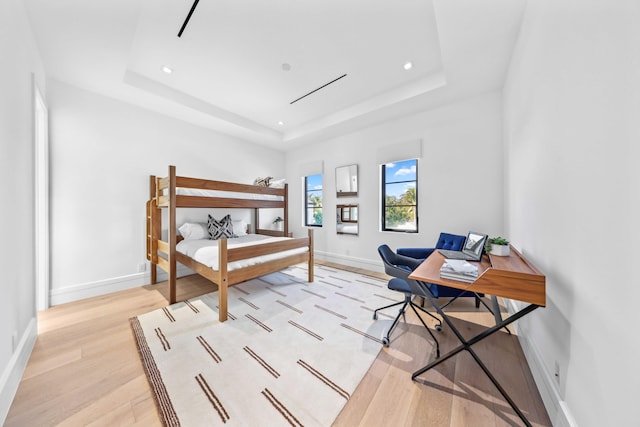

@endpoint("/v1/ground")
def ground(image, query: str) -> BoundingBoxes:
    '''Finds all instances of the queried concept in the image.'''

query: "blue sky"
[385,159,416,198]
[306,174,323,191]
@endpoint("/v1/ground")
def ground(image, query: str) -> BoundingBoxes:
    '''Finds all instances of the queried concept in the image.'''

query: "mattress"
[176,234,307,271]
[173,187,283,201]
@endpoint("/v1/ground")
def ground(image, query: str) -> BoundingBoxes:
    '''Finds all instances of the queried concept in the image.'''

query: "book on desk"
[440,259,479,283]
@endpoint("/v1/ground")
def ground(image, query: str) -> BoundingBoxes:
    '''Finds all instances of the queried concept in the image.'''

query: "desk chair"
[374,245,440,357]
[397,232,483,309]
[399,232,507,333]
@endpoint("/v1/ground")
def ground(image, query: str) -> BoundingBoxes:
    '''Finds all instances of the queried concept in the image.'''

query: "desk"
[409,246,545,427]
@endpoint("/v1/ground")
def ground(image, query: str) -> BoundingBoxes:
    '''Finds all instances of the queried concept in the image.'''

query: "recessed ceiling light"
[403,61,413,71]
[277,121,284,126]
[162,65,173,74]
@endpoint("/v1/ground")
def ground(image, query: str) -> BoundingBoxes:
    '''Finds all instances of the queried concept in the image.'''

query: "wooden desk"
[409,245,545,427]
[410,246,545,306]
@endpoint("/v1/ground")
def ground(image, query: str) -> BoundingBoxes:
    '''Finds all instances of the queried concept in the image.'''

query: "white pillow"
[232,220,248,236]
[269,178,286,188]
[178,222,208,240]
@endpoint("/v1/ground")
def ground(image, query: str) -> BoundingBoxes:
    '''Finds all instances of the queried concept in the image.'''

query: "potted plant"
[486,236,510,256]
[273,216,284,231]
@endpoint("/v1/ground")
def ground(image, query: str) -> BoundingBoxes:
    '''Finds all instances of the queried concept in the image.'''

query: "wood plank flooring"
[6,263,551,426]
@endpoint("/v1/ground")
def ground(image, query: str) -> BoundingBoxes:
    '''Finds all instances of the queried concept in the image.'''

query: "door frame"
[34,78,49,311]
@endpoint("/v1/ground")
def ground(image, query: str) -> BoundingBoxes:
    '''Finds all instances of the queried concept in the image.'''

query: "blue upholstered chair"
[374,245,441,356]
[397,232,483,308]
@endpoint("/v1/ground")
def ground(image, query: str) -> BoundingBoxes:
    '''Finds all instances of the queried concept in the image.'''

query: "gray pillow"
[207,214,235,240]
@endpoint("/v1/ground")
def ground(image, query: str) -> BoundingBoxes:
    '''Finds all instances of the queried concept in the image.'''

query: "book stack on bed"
[440,259,479,283]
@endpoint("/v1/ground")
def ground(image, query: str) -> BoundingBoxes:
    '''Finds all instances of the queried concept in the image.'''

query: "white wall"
[0,0,45,422]
[503,1,640,425]
[48,80,285,303]
[285,92,504,271]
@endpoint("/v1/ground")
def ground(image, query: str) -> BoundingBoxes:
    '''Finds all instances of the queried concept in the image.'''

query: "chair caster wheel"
[435,324,443,332]
[382,337,390,347]
[373,312,378,320]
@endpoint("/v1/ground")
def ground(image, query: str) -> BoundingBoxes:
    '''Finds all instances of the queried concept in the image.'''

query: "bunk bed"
[146,165,314,322]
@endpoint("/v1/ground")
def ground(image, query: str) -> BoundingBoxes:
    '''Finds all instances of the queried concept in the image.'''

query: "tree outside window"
[382,159,417,232]
[305,174,323,226]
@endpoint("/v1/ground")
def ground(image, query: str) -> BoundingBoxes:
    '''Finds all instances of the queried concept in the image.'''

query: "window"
[305,174,323,226]
[381,159,417,232]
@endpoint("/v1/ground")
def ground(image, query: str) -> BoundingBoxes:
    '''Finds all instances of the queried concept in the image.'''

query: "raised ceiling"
[23,0,526,150]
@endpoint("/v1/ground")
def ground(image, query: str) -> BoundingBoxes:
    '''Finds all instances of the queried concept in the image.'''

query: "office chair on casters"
[374,245,440,357]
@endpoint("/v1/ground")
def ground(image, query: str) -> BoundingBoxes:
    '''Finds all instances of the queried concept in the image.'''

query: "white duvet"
[176,234,307,271]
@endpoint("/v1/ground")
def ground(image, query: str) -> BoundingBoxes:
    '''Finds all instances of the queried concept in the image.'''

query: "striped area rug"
[130,264,400,426]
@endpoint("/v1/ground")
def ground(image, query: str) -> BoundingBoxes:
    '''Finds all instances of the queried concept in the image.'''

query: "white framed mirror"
[336,164,358,197]
[336,204,358,235]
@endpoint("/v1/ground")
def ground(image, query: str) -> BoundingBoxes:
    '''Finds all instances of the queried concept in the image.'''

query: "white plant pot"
[490,244,510,256]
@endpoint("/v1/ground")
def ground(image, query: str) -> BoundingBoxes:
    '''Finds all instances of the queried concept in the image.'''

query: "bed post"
[168,165,177,304]
[283,183,289,237]
[218,238,229,322]
[308,228,314,282]
[254,209,259,234]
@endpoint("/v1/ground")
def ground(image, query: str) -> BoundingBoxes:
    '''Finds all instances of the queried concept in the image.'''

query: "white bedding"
[173,187,283,201]
[176,234,307,271]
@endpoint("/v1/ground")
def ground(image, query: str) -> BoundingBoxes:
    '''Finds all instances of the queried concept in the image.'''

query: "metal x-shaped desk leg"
[413,291,539,427]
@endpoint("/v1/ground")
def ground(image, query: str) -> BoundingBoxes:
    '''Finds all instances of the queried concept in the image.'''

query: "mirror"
[336,204,358,235]
[336,164,358,197]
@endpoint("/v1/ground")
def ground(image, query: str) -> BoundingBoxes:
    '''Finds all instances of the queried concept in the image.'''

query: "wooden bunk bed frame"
[146,165,314,322]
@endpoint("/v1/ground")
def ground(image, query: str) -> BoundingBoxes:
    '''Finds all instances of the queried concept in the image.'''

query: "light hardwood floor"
[6,263,551,426]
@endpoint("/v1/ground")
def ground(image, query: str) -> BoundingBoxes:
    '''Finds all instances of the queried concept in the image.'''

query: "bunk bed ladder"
[147,175,160,285]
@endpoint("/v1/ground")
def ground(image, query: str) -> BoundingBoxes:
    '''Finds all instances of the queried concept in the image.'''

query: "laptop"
[438,231,488,261]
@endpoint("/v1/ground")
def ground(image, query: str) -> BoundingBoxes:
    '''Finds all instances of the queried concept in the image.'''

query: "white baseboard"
[315,250,384,274]
[505,300,577,427]
[50,265,194,306]
[50,272,149,306]
[0,317,37,425]
[50,252,380,307]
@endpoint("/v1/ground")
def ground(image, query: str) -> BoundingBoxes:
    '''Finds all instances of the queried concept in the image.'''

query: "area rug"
[130,264,400,427]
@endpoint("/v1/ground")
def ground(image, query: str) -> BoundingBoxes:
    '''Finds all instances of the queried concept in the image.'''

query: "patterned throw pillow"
[253,176,273,187]
[207,214,235,240]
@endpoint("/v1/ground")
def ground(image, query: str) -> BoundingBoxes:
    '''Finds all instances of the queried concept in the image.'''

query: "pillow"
[207,214,235,240]
[269,178,286,188]
[253,176,273,187]
[178,222,208,240]
[232,219,248,237]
